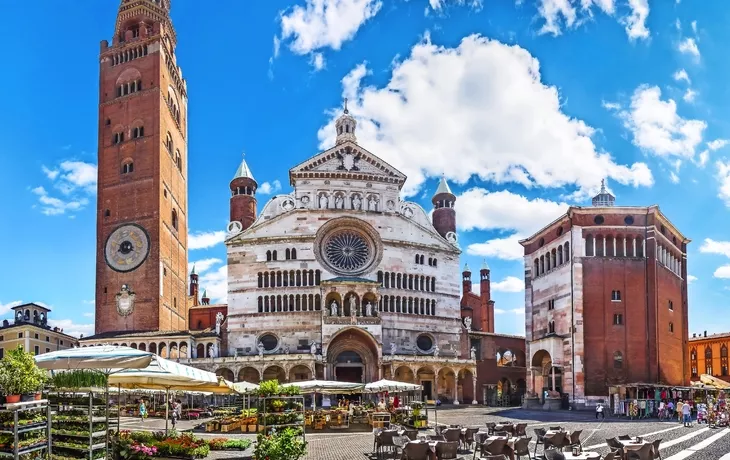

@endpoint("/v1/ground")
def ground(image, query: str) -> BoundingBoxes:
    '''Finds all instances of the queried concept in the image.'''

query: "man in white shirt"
[595,403,605,419]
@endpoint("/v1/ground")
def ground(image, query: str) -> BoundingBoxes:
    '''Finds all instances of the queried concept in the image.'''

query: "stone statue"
[330,300,338,317]
[335,195,344,209]
[352,195,362,210]
[348,295,356,316]
[212,343,218,358]
[390,342,397,356]
[434,346,440,357]
[463,316,472,332]
[310,342,317,355]
[283,344,290,354]
[365,302,373,317]
[215,312,224,335]
[319,194,328,209]
[368,196,377,211]
[470,346,477,360]
[257,341,264,357]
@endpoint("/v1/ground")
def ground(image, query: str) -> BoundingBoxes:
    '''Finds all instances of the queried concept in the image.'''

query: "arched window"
[266,250,271,262]
[548,321,555,334]
[291,248,297,260]
[613,351,623,368]
[415,254,420,264]
[669,322,674,333]
[722,345,728,358]
[175,150,182,172]
[257,273,262,288]
[285,248,291,260]
[706,346,713,359]
[132,126,144,138]
[171,209,178,230]
[121,161,134,174]
[166,132,173,152]
[113,131,125,144]
[272,250,278,261]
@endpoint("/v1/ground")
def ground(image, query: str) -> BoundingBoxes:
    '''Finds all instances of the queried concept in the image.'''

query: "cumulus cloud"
[687,275,697,283]
[683,88,698,103]
[189,258,223,275]
[429,0,482,9]
[700,238,730,258]
[716,161,730,207]
[714,266,730,279]
[491,276,524,293]
[279,0,382,58]
[199,265,228,305]
[0,300,22,317]
[258,180,282,195]
[669,171,680,184]
[673,69,690,84]
[31,186,89,216]
[618,85,706,161]
[310,52,326,71]
[678,37,700,58]
[188,231,227,250]
[531,0,647,40]
[708,139,729,151]
[458,188,570,261]
[318,35,653,197]
[48,318,94,338]
[32,160,97,216]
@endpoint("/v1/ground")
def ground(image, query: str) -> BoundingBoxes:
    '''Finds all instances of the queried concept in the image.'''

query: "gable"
[289,141,406,186]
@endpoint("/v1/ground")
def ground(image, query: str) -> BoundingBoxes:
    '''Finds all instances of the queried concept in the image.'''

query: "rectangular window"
[45,348,50,353]
[611,290,621,301]
[18,332,23,339]
[34,333,39,339]
[34,345,39,355]
[46,336,49,342]
[0,349,3,359]
[0,335,3,341]
[613,314,623,325]
[691,367,698,378]
[60,340,64,346]
[707,365,713,375]
[723,366,728,377]
[669,300,674,311]
[547,299,556,310]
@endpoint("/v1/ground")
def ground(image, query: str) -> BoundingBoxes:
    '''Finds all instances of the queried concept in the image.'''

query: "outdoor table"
[563,452,601,460]
[619,439,651,458]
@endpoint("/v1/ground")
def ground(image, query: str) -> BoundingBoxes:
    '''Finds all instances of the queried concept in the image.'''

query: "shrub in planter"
[257,379,280,398]
[0,346,48,401]
[254,428,306,460]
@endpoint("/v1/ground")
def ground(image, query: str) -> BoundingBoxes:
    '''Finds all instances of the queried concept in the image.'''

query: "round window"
[594,215,605,225]
[314,217,383,276]
[259,334,278,351]
[325,231,370,272]
[416,335,434,352]
[624,216,634,225]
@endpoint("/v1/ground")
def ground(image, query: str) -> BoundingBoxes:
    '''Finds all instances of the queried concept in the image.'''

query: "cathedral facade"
[220,110,478,402]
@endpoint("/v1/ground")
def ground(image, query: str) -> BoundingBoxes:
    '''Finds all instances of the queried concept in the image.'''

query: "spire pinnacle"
[481,259,489,271]
[233,154,255,181]
[463,263,471,273]
[335,100,357,145]
[592,178,615,207]
[191,264,196,275]
[344,97,349,114]
[202,289,208,298]
[434,174,453,196]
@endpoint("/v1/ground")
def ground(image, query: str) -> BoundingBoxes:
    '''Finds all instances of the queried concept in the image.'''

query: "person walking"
[682,400,692,427]
[596,403,605,419]
[676,400,684,423]
[138,399,147,423]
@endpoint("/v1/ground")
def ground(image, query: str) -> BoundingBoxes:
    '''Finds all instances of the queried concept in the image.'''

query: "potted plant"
[0,346,47,403]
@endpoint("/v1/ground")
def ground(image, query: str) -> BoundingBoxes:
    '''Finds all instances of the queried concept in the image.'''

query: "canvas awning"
[34,345,153,372]
[293,380,365,394]
[364,379,422,393]
[232,381,259,394]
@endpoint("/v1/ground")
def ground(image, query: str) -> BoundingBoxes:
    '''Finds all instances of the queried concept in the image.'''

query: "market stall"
[364,379,425,428]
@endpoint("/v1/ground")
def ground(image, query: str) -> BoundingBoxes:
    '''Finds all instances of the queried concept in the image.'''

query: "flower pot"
[6,395,21,403]
[34,393,42,400]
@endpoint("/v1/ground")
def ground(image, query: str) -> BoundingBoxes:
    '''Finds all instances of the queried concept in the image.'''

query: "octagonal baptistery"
[224,110,465,385]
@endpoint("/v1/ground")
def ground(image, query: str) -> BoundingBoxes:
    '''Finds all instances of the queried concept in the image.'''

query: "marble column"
[472,375,478,404]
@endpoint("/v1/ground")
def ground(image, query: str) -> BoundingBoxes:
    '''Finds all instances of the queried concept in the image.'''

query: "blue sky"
[2,0,730,338]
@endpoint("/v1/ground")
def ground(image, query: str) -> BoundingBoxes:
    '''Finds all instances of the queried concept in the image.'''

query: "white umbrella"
[364,379,422,393]
[232,381,259,394]
[294,379,365,394]
[34,345,153,371]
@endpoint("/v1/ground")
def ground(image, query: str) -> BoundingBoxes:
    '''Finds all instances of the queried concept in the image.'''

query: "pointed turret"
[335,98,357,145]
[462,263,472,294]
[592,179,615,207]
[201,289,210,306]
[432,175,457,239]
[230,154,258,231]
[189,264,199,306]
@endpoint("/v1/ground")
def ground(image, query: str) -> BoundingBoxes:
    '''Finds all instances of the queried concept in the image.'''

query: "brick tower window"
[669,322,674,333]
[171,209,178,230]
[121,161,134,174]
[611,290,621,301]
[668,300,673,311]
[166,132,173,152]
[613,314,623,325]
[132,126,144,138]
[613,351,623,368]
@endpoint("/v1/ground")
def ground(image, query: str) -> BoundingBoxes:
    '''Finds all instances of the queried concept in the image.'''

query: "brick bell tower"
[432,175,456,239]
[95,0,189,334]
[229,156,257,231]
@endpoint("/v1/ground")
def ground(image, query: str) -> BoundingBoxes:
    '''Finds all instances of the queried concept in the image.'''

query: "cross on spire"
[343,97,349,114]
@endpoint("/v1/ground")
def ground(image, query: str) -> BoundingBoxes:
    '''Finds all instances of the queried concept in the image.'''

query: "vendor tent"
[294,380,365,394]
[232,381,259,394]
[108,355,232,393]
[34,345,153,371]
[364,379,422,393]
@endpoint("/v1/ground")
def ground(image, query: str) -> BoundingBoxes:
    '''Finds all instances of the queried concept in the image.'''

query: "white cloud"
[258,180,282,195]
[273,36,281,59]
[700,238,730,258]
[708,139,729,151]
[602,100,621,110]
[698,150,709,168]
[199,265,228,305]
[669,171,680,184]
[189,258,223,275]
[82,312,95,318]
[678,37,700,58]
[279,0,382,55]
[619,85,706,160]
[675,18,681,32]
[31,186,89,216]
[494,308,524,315]
[491,276,524,293]
[318,35,653,198]
[42,166,59,180]
[716,161,730,207]
[714,265,730,279]
[311,52,326,71]
[467,235,525,260]
[188,231,227,250]
[673,69,690,84]
[683,88,698,103]
[623,0,649,40]
[687,275,697,283]
[48,318,94,339]
[0,301,22,317]
[691,20,697,34]
[429,0,483,9]
[536,0,577,36]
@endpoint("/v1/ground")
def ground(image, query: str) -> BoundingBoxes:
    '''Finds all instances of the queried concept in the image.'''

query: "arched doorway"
[437,368,456,403]
[394,366,415,383]
[216,368,234,382]
[326,328,379,382]
[263,365,286,383]
[531,349,561,398]
[289,365,312,382]
[417,366,435,400]
[459,369,475,404]
[238,367,260,383]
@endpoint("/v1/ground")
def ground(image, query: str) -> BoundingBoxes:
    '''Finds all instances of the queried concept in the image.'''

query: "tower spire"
[335,98,357,145]
[592,178,615,207]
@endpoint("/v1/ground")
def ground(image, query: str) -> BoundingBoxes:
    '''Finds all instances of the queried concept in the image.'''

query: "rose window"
[325,231,370,272]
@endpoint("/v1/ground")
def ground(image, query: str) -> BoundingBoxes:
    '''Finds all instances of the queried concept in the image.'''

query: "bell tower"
[95,0,189,334]
[432,175,456,239]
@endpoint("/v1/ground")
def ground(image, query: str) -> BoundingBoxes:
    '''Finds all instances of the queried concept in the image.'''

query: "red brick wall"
[432,208,455,238]
[189,306,228,331]
[95,9,188,334]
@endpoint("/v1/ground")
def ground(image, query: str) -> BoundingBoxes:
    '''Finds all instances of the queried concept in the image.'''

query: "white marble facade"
[223,112,470,386]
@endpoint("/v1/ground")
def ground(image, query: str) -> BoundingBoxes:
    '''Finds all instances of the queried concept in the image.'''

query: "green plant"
[254,428,306,460]
[257,379,280,397]
[280,384,301,396]
[51,370,107,390]
[207,438,252,451]
[0,346,48,395]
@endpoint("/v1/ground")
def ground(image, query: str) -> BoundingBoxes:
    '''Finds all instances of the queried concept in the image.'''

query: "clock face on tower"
[104,224,150,272]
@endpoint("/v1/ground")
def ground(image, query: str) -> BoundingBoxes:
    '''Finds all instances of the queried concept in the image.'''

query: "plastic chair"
[376,430,398,459]
[443,428,461,443]
[464,427,480,450]
[569,430,582,447]
[435,441,459,460]
[486,422,496,435]
[627,444,654,460]
[652,439,663,460]
[513,436,531,460]
[401,441,430,460]
[533,428,547,458]
[403,428,418,441]
[481,438,507,458]
[544,432,566,452]
[514,423,528,437]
